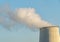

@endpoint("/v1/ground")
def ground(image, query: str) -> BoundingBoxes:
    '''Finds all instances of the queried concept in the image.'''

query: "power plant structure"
[40,26,60,42]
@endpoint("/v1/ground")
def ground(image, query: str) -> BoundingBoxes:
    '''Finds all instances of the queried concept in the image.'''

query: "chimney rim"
[40,26,59,29]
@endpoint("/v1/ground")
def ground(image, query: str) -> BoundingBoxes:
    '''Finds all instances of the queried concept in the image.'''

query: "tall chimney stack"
[40,26,60,42]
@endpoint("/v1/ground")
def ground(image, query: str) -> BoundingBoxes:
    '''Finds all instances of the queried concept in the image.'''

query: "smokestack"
[40,26,60,42]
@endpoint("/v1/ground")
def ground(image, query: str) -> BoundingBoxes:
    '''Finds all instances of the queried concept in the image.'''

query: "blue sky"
[0,0,60,42]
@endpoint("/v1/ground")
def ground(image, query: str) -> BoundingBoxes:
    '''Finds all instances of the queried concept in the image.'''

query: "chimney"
[40,26,60,42]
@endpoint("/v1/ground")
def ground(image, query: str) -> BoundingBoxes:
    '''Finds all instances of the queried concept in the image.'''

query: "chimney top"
[40,26,59,29]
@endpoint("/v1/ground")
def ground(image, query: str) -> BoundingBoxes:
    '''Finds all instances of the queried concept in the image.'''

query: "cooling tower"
[40,26,60,42]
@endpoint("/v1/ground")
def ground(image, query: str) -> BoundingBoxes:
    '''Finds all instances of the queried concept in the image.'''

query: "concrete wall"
[40,26,60,42]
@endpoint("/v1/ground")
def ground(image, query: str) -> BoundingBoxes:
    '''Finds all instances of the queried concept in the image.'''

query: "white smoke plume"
[0,7,53,29]
[9,8,52,29]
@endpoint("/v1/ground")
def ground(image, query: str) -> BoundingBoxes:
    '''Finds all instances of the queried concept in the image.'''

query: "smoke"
[0,7,53,29]
[9,8,52,29]
[0,6,16,30]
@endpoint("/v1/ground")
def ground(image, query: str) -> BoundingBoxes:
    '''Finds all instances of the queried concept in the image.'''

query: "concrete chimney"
[40,26,60,42]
